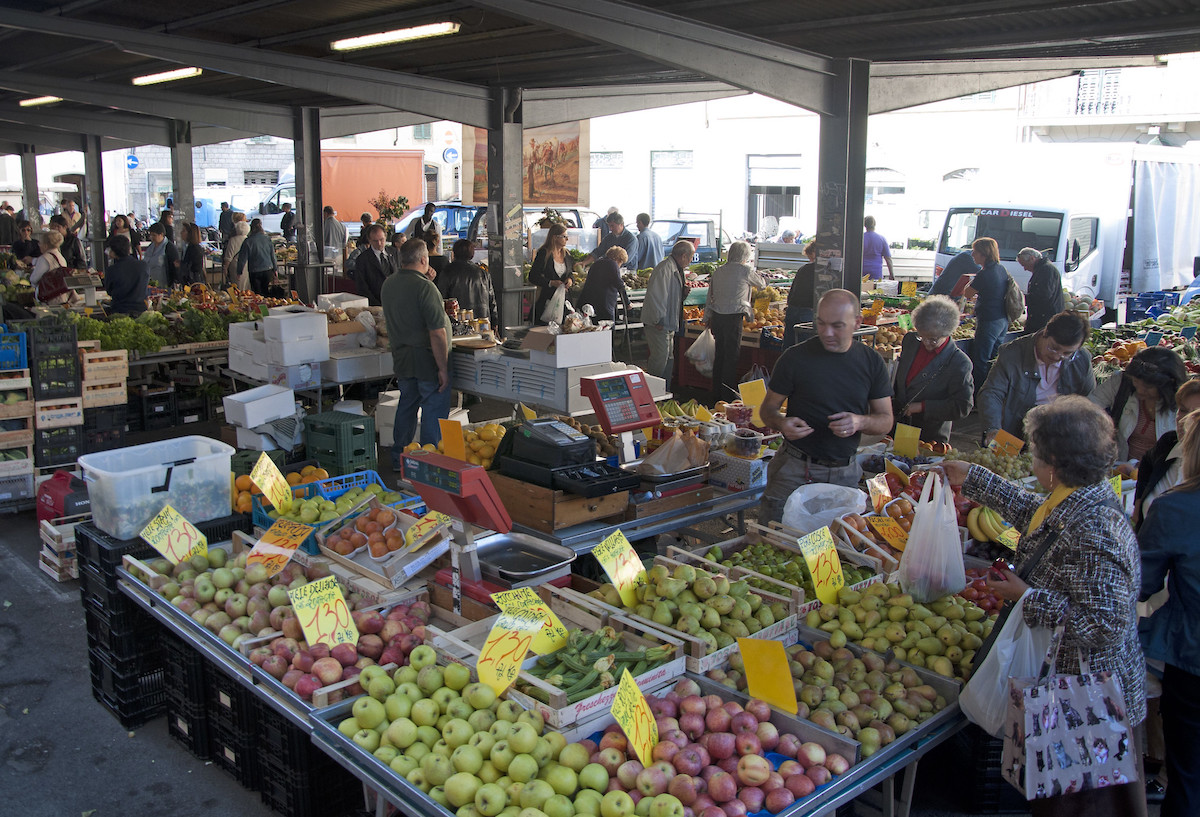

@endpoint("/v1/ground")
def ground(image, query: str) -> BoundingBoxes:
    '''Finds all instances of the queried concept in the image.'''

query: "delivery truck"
[256,149,425,237]
[933,143,1200,306]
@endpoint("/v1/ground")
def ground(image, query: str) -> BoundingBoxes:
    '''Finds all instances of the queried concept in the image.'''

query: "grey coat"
[892,333,974,443]
[977,333,1095,438]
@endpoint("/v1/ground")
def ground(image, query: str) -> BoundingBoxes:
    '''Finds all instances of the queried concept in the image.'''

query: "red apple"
[330,643,358,668]
[357,634,384,660]
[735,754,771,786]
[674,746,705,777]
[756,722,780,752]
[761,772,785,793]
[657,717,680,735]
[730,711,758,735]
[785,773,815,799]
[738,787,764,814]
[636,766,671,797]
[717,756,739,774]
[721,701,743,716]
[765,788,794,814]
[824,753,850,776]
[703,732,735,761]
[680,695,707,716]
[777,760,802,778]
[617,759,643,789]
[312,656,344,686]
[668,773,699,806]
[706,771,737,804]
[679,713,706,740]
[662,729,690,749]
[734,733,762,757]
[745,699,772,722]
[700,766,722,783]
[702,694,724,712]
[805,765,832,787]
[653,741,680,763]
[720,799,747,817]
[292,650,315,672]
[701,808,725,817]
[281,668,303,689]
[674,679,702,698]
[797,742,826,769]
[600,732,628,754]
[705,708,732,733]
[248,646,273,666]
[651,698,679,719]
[775,734,802,760]
[294,673,322,700]
[309,643,330,660]
[262,654,288,679]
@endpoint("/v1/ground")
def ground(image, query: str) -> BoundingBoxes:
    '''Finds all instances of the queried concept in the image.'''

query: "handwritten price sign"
[612,669,658,766]
[867,473,892,512]
[251,452,293,514]
[492,587,569,655]
[795,526,845,604]
[477,608,544,696]
[140,504,207,564]
[867,516,909,552]
[1109,475,1123,499]
[247,518,313,578]
[287,575,359,648]
[998,527,1020,551]
[901,281,918,296]
[989,430,1025,457]
[405,510,453,551]
[592,530,646,607]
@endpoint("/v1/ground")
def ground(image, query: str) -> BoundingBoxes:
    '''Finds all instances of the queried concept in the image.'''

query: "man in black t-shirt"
[759,289,894,524]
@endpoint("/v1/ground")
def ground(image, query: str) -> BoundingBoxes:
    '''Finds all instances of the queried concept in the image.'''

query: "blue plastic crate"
[0,326,27,370]
[316,469,427,514]
[250,482,323,554]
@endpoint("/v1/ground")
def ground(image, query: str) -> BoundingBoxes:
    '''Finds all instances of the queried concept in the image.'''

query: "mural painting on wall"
[463,122,590,206]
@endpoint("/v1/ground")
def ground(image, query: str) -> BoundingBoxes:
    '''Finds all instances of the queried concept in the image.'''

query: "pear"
[657,578,687,601]
[672,564,696,584]
[692,576,717,600]
[651,602,674,627]
[713,575,730,596]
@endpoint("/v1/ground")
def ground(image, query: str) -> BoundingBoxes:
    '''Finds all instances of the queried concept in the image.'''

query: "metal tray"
[475,531,577,581]
[639,463,709,486]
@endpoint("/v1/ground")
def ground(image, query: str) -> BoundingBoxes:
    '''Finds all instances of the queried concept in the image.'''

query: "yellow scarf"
[1027,484,1076,535]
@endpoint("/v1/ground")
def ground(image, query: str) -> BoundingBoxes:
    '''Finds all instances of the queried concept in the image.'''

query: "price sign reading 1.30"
[492,587,569,655]
[140,504,207,564]
[247,518,313,578]
[592,530,646,607]
[611,669,658,766]
[288,575,359,648]
[795,526,845,604]
[477,608,545,696]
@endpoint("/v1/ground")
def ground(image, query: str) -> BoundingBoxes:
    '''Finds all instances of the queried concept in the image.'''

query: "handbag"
[35,250,69,303]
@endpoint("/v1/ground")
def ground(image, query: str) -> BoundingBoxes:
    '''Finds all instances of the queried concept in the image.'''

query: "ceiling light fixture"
[131,67,203,86]
[331,21,460,52]
[19,96,62,107]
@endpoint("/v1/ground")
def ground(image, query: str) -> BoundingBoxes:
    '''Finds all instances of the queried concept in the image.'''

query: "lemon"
[469,439,487,452]
[479,444,495,458]
[422,443,437,452]
[478,426,498,442]
[404,442,420,452]
[480,458,492,469]
[468,454,482,466]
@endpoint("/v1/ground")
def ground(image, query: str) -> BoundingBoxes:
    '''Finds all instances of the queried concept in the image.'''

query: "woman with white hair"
[891,295,974,443]
[704,240,765,403]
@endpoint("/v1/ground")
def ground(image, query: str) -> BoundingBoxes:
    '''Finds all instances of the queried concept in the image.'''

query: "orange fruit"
[234,474,252,492]
[285,472,301,485]
[249,483,262,495]
[312,468,330,481]
[301,465,316,476]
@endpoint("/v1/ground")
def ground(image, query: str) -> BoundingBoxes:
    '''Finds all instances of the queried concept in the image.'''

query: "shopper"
[782,242,818,348]
[356,224,393,307]
[965,236,1013,388]
[408,202,437,240]
[642,240,694,387]
[759,289,893,524]
[941,396,1147,817]
[355,212,375,248]
[529,223,573,325]
[156,209,174,243]
[279,202,296,242]
[705,241,765,404]
[177,222,206,287]
[1133,379,1200,527]
[142,222,178,288]
[223,214,249,288]
[107,214,139,261]
[30,230,70,306]
[439,239,499,334]
[48,215,84,269]
[0,204,16,246]
[929,249,979,297]
[323,205,348,272]
[12,220,40,265]
[218,202,234,246]
[633,213,664,270]
[382,237,452,464]
[1089,346,1187,461]
[577,246,631,322]
[102,234,148,316]
[585,212,636,270]
[862,216,893,281]
[1018,247,1064,334]
[891,295,973,443]
[425,221,447,280]
[237,218,277,297]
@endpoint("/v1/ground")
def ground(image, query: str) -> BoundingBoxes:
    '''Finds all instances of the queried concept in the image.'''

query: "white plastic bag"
[897,473,966,602]
[781,483,867,534]
[637,431,708,476]
[960,593,1053,737]
[541,285,567,324]
[685,328,716,377]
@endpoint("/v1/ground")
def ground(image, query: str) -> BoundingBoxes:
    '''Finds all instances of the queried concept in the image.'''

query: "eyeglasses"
[1041,341,1079,363]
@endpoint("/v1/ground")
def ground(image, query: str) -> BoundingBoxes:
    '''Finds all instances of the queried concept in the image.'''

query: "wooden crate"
[0,445,32,477]
[82,381,127,409]
[626,485,714,520]
[489,472,628,533]
[39,545,77,581]
[80,348,129,383]
[0,415,33,448]
[39,512,89,555]
[35,397,84,429]
[0,369,34,420]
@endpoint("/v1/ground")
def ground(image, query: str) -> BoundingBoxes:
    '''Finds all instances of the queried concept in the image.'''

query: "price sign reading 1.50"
[287,575,359,648]
[796,526,845,604]
[477,608,544,696]
[592,530,646,608]
[611,669,658,766]
[140,504,207,564]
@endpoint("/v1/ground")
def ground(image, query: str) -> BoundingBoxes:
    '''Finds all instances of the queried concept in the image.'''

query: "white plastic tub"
[78,435,234,541]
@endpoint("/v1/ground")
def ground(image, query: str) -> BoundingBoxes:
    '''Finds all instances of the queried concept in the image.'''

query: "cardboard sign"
[251,452,293,514]
[1143,331,1163,348]
[140,504,207,564]
[405,510,453,551]
[492,587,569,655]
[247,518,313,578]
[989,429,1025,457]
[867,516,909,552]
[998,527,1020,551]
[593,530,646,608]
[477,607,544,696]
[901,281,918,296]
[795,526,845,604]
[1181,325,1196,339]
[440,419,467,461]
[868,299,884,315]
[519,403,538,420]
[737,638,798,714]
[894,424,921,459]
[1109,475,1123,498]
[885,458,910,487]
[738,379,767,428]
[288,575,359,648]
[611,668,659,766]
[867,473,892,513]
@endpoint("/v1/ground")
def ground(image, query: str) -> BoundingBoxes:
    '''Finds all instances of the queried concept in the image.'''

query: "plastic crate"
[251,482,322,554]
[177,393,207,425]
[0,473,33,502]
[166,697,210,760]
[83,424,125,454]
[139,387,177,431]
[161,631,208,706]
[0,328,27,370]
[78,558,135,609]
[17,320,81,400]
[34,424,84,467]
[88,647,166,729]
[84,603,162,664]
[204,663,257,736]
[316,470,427,514]
[303,411,375,474]
[74,513,253,576]
[83,404,128,432]
[232,448,284,477]
[255,698,363,817]
[124,395,144,434]
[208,721,260,790]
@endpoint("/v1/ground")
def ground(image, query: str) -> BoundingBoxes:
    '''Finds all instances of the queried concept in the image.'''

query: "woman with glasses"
[977,310,1095,443]
[891,295,974,443]
[12,220,40,266]
[1089,346,1187,462]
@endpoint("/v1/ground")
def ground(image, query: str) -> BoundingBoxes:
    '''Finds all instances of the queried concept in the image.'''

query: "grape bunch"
[947,447,1033,480]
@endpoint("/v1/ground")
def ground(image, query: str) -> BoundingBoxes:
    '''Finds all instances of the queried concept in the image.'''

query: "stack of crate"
[303,410,376,474]
[19,320,83,473]
[0,348,36,509]
[37,513,87,582]
[78,342,129,453]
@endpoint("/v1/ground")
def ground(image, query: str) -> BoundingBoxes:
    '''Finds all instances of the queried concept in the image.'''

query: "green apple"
[578,763,609,793]
[478,760,501,784]
[407,767,430,792]
[452,744,484,775]
[476,783,507,817]
[418,665,445,695]
[490,740,515,773]
[446,698,475,721]
[398,682,424,701]
[437,714,453,732]
[410,644,437,670]
[519,779,555,810]
[412,698,441,727]
[464,682,497,711]
[543,794,574,817]
[468,708,497,733]
[368,675,396,701]
[543,731,566,761]
[408,742,431,761]
[430,786,450,808]
[496,701,522,723]
[416,725,441,747]
[386,693,414,721]
[422,753,454,786]
[443,718,475,750]
[508,722,538,755]
[353,696,387,730]
[649,794,685,817]
[469,731,496,757]
[390,753,420,778]
[529,738,553,769]
[519,808,549,817]
[385,717,418,750]
[505,781,525,807]
[575,789,604,817]
[432,686,460,713]
[353,728,381,753]
[601,791,635,817]
[433,739,454,759]
[458,806,478,817]
[558,743,590,773]
[445,772,482,808]
[395,665,419,685]
[444,661,472,691]
[543,764,577,797]
[517,711,545,734]
[489,720,514,741]
[507,753,539,784]
[635,796,653,817]
[374,745,399,765]
[338,717,360,739]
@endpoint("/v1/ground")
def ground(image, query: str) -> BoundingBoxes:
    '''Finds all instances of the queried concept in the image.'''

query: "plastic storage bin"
[303,410,375,474]
[0,326,27,370]
[78,435,235,540]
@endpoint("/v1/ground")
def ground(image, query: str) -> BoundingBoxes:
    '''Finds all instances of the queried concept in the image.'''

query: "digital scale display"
[597,378,632,402]
[404,456,462,494]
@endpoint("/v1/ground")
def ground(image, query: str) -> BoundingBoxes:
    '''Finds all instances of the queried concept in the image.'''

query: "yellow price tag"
[893,424,920,459]
[885,458,910,487]
[405,510,453,551]
[795,526,845,604]
[867,516,909,552]
[247,518,313,578]
[738,379,767,428]
[998,527,1020,551]
[592,530,646,608]
[867,473,892,513]
[869,298,884,314]
[1109,475,1123,498]
[251,452,293,514]
[611,669,659,766]
[492,587,570,655]
[440,419,466,461]
[288,575,359,648]
[519,403,537,421]
[989,430,1025,457]
[140,504,207,564]
[477,607,544,696]
[901,281,918,296]
[737,638,798,714]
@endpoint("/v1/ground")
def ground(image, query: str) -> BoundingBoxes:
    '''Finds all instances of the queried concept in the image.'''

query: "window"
[1065,216,1098,272]
[413,123,432,141]
[247,135,274,145]
[865,167,905,204]
[244,170,278,186]
[591,151,624,169]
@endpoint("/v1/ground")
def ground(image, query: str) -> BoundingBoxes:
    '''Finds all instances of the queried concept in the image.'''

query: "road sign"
[443,147,459,163]
[126,155,139,170]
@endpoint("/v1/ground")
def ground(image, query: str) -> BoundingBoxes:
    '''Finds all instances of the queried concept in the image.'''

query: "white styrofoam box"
[229,321,267,355]
[228,348,268,382]
[266,336,330,367]
[320,348,379,383]
[329,332,364,355]
[523,328,612,368]
[707,449,771,491]
[375,393,399,430]
[236,426,279,450]
[263,307,329,343]
[223,384,295,428]
[267,363,321,391]
[317,293,368,311]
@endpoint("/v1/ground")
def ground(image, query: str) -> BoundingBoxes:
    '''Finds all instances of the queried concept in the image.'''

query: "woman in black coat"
[529,223,573,324]
[892,295,974,443]
[577,246,630,322]
[177,222,206,286]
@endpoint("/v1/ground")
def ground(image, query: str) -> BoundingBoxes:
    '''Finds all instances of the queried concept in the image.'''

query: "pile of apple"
[248,598,432,702]
[960,568,1004,615]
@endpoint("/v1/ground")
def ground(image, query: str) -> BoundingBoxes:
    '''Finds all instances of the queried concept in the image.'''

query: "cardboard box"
[263,307,328,342]
[321,348,379,383]
[266,336,329,367]
[317,293,368,311]
[267,363,321,391]
[228,348,268,382]
[328,332,364,355]
[522,328,612,368]
[222,384,294,428]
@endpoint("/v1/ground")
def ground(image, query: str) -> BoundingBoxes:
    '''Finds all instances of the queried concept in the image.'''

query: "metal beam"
[83,134,106,268]
[0,105,168,145]
[19,144,39,230]
[523,82,747,127]
[471,0,839,115]
[0,9,493,128]
[319,107,431,139]
[0,122,138,153]
[170,121,195,228]
[293,107,323,304]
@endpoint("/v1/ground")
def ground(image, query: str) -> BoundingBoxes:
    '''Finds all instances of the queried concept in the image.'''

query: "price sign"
[405,510,453,551]
[869,299,884,314]
[901,281,918,296]
[867,516,909,552]
[288,575,359,648]
[251,452,293,514]
[1143,331,1163,348]
[1181,325,1197,339]
[737,638,798,714]
[867,473,892,512]
[247,518,313,578]
[894,423,921,458]
[795,527,845,604]
[998,527,1020,551]
[477,607,544,696]
[492,587,569,655]
[1109,475,1123,498]
[440,419,466,461]
[898,313,913,331]
[738,379,767,428]
[519,403,538,420]
[989,430,1025,457]
[593,530,646,608]
[884,458,910,487]
[611,668,658,766]
[140,504,207,564]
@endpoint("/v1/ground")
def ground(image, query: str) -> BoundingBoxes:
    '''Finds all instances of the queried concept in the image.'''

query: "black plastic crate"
[208,721,260,790]
[34,423,84,467]
[961,724,1027,814]
[176,393,207,425]
[204,663,257,736]
[83,405,127,453]
[258,752,361,817]
[161,631,208,706]
[78,558,135,609]
[140,387,177,431]
[15,319,81,399]
[74,514,253,576]
[88,647,166,729]
[83,424,125,454]
[166,697,210,760]
[84,603,162,664]
[124,395,145,434]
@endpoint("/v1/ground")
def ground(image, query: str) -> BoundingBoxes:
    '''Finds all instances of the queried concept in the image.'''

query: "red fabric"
[906,337,950,386]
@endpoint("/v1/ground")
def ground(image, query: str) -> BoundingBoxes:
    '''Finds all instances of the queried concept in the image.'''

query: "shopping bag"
[960,593,1053,737]
[541,285,567,324]
[896,473,966,602]
[781,483,867,534]
[637,430,707,476]
[685,328,716,377]
[1001,633,1139,800]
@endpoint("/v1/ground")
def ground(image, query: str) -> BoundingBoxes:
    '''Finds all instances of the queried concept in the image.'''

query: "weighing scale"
[497,417,639,496]
[66,274,103,308]
[580,369,663,461]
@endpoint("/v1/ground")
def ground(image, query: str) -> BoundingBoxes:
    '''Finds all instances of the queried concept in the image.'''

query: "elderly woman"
[783,242,818,349]
[705,241,765,403]
[1090,346,1187,461]
[964,236,1009,388]
[942,396,1146,816]
[577,245,630,323]
[891,295,973,443]
[1133,378,1200,527]
[29,229,69,305]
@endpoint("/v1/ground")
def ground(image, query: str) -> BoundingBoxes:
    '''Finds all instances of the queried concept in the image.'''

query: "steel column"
[169,121,194,230]
[292,106,323,304]
[487,88,526,331]
[19,145,39,230]
[82,134,106,269]
[815,59,870,299]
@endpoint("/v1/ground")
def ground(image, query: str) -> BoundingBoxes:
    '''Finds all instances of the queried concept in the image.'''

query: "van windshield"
[939,208,1064,262]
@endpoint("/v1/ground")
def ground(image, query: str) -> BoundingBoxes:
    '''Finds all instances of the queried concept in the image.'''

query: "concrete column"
[169,120,195,227]
[19,145,39,230]
[292,106,323,303]
[82,134,106,269]
[814,59,870,299]
[486,87,526,330]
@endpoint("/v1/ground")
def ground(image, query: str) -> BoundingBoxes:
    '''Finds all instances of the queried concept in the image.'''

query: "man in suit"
[356,223,393,306]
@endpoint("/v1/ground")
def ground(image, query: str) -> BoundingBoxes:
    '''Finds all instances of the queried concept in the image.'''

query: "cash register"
[496,418,639,497]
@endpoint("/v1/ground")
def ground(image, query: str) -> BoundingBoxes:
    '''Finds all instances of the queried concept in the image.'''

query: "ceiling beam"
[471,0,840,115]
[319,107,432,139]
[524,82,747,127]
[0,9,494,128]
[0,105,168,146]
[0,125,135,154]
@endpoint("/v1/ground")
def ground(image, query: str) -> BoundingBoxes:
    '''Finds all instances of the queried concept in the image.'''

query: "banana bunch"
[966,506,1011,543]
[658,398,708,418]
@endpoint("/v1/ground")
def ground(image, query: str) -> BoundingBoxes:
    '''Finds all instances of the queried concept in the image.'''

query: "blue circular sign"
[442,147,459,164]
[125,154,139,169]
